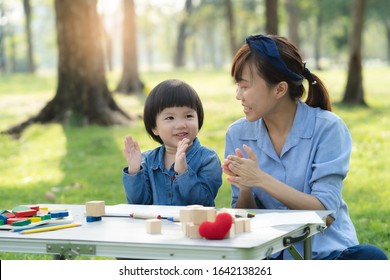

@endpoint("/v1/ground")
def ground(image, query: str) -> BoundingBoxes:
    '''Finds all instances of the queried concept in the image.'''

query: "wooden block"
[146,219,161,234]
[186,204,204,208]
[37,214,51,221]
[217,208,236,217]
[50,211,69,218]
[85,201,105,217]
[243,218,251,232]
[234,218,245,234]
[12,205,31,213]
[192,208,216,225]
[29,217,42,223]
[27,205,40,211]
[186,223,201,239]
[4,212,16,219]
[86,216,102,223]
[12,219,31,226]
[179,208,194,223]
[6,218,25,225]
[0,214,7,223]
[225,223,235,239]
[14,209,38,218]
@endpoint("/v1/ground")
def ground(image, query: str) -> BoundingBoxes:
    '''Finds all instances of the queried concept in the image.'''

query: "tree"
[224,0,238,55]
[285,0,299,48]
[115,0,143,94]
[265,0,278,35]
[2,0,130,137]
[368,0,390,65]
[0,2,6,73]
[343,0,366,105]
[23,0,35,73]
[173,0,193,67]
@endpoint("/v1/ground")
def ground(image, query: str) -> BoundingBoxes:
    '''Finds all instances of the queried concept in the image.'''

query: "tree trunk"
[386,19,390,65]
[173,0,193,68]
[265,0,278,35]
[314,11,323,70]
[342,0,366,105]
[224,0,238,55]
[9,26,17,73]
[115,0,143,94]
[285,0,299,49]
[2,0,130,138]
[0,6,6,73]
[23,0,35,73]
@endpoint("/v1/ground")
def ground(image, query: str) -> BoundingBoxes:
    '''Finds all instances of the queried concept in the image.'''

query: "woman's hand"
[123,135,142,174]
[224,144,263,188]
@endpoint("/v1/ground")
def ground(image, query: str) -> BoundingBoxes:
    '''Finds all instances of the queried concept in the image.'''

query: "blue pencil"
[161,216,180,222]
[11,221,73,232]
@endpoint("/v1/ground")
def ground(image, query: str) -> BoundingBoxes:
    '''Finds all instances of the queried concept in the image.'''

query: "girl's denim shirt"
[123,138,222,206]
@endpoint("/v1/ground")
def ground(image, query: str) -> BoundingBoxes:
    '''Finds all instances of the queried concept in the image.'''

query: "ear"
[274,81,288,99]
[152,127,159,136]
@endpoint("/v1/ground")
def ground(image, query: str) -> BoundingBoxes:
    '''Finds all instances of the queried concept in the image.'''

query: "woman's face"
[235,64,279,122]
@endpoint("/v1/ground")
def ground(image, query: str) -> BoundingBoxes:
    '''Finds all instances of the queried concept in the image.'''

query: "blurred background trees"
[0,0,389,134]
[1,0,388,73]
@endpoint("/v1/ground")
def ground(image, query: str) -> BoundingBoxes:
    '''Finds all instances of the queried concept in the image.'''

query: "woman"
[222,34,387,260]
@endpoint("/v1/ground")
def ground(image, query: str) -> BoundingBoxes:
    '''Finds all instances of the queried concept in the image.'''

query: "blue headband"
[246,34,303,82]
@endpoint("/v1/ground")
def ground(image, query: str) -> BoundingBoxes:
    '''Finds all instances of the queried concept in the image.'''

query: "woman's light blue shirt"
[123,138,222,207]
[225,101,359,259]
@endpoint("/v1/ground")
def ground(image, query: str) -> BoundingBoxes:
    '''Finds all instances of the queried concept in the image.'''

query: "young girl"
[122,79,222,206]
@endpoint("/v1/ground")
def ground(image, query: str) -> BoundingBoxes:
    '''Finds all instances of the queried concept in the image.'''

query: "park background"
[0,0,389,259]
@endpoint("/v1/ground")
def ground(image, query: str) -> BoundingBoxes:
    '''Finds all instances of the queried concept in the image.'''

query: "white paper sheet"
[251,211,325,228]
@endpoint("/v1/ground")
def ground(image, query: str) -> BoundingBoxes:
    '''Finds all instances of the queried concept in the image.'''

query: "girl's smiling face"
[152,106,199,149]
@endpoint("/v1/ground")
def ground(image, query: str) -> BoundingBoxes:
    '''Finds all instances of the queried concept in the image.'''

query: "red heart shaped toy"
[198,212,233,240]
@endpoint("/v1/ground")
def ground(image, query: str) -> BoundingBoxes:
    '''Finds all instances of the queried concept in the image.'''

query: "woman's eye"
[236,83,246,90]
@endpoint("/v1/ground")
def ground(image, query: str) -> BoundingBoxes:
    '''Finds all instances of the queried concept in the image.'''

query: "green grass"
[0,68,389,259]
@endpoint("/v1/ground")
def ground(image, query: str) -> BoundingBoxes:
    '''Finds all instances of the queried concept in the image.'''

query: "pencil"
[161,216,180,222]
[12,221,73,232]
[20,222,81,234]
[130,213,162,220]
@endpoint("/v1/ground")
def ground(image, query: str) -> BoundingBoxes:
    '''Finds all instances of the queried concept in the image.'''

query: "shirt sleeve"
[310,117,352,215]
[174,150,222,207]
[122,163,153,205]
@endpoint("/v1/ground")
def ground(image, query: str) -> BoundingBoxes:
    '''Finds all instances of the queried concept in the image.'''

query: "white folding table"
[0,204,329,260]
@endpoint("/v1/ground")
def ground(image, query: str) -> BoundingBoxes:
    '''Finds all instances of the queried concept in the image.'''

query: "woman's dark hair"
[231,35,332,111]
[143,79,204,144]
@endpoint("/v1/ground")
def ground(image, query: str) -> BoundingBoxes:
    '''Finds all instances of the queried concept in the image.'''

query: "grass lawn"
[0,68,389,259]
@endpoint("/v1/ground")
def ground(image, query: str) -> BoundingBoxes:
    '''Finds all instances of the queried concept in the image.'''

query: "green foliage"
[0,68,389,259]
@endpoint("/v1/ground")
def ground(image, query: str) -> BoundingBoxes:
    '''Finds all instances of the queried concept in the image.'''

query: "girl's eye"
[186,114,195,119]
[165,116,174,120]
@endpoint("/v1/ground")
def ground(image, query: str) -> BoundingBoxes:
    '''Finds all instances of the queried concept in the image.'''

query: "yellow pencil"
[20,222,81,234]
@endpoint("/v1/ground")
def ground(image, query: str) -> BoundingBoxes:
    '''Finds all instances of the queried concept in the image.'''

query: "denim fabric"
[123,138,222,206]
[272,244,388,260]
[225,101,360,259]
[323,244,388,260]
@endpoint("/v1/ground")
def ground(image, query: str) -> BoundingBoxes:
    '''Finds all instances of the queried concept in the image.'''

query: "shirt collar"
[238,101,315,158]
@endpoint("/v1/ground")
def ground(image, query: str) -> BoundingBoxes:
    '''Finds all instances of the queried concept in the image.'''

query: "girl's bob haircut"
[143,79,204,144]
